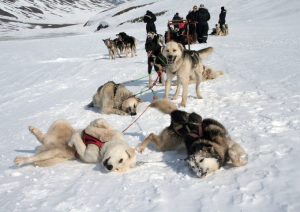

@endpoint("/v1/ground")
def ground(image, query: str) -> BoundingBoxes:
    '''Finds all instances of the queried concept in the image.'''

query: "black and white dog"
[170,110,248,178]
[116,32,137,57]
[145,32,167,86]
[137,99,248,178]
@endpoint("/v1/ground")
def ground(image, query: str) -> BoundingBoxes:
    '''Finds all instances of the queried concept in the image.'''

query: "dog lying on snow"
[163,41,222,107]
[87,81,141,116]
[15,119,136,172]
[210,24,229,36]
[137,99,247,177]
[69,118,136,172]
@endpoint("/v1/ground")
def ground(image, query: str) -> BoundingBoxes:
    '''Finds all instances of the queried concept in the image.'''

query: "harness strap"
[113,83,119,97]
[82,130,105,149]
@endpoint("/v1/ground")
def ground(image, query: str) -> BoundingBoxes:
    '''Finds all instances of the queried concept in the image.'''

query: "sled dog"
[163,41,215,106]
[15,119,136,172]
[87,81,140,116]
[116,32,137,57]
[69,118,136,172]
[103,38,118,59]
[137,99,247,177]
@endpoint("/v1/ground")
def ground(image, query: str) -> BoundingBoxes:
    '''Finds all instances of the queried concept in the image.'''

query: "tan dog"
[15,119,136,172]
[69,118,136,172]
[163,41,214,107]
[137,99,185,153]
[14,120,76,167]
[87,81,140,116]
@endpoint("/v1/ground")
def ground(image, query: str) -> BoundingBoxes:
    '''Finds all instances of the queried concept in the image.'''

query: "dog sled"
[165,20,197,50]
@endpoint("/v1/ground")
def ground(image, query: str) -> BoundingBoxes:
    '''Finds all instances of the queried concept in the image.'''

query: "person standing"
[218,6,227,27]
[143,10,157,33]
[186,5,198,40]
[196,4,210,43]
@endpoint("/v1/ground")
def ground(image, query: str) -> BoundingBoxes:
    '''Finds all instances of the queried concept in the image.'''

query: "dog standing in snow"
[103,38,118,59]
[163,41,218,107]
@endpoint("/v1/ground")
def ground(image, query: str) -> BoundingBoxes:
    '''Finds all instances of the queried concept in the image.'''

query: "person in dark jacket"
[145,32,167,85]
[171,13,185,46]
[143,10,157,33]
[186,5,198,39]
[218,6,227,27]
[196,4,210,43]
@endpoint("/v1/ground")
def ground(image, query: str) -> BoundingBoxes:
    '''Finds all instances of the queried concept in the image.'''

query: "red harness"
[75,130,105,158]
[82,130,105,148]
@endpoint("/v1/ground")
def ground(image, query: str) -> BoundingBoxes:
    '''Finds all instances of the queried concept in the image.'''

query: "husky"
[103,38,118,59]
[113,37,125,56]
[163,41,215,106]
[116,32,137,57]
[87,81,140,116]
[15,119,136,172]
[137,99,247,177]
[210,24,229,36]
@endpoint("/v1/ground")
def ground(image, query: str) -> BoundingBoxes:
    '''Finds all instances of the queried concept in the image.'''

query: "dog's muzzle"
[103,157,113,171]
[167,55,176,65]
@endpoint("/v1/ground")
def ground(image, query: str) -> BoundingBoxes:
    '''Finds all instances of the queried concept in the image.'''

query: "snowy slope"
[0,0,126,33]
[0,0,300,211]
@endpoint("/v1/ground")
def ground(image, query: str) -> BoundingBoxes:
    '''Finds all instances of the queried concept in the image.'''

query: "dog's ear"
[136,97,142,102]
[126,148,135,158]
[178,43,185,51]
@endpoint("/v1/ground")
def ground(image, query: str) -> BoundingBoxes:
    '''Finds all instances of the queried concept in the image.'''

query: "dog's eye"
[166,49,169,52]
[173,49,176,52]
[119,159,123,163]
[200,158,204,162]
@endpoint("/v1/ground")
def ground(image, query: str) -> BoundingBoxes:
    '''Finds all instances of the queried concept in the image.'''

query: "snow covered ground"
[0,0,300,211]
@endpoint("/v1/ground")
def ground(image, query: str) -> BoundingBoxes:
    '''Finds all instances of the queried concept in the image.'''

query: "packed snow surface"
[0,0,300,211]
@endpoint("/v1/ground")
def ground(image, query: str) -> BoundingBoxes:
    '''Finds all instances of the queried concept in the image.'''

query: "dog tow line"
[122,76,159,133]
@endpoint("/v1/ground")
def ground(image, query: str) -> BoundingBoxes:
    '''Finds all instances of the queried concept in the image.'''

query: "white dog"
[69,118,136,172]
[15,119,136,172]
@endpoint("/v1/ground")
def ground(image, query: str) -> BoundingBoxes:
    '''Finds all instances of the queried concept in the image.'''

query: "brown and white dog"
[103,38,119,59]
[87,81,141,116]
[163,41,217,107]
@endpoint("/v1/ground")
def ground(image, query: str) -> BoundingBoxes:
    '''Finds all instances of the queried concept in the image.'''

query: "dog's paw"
[136,145,145,154]
[68,139,75,147]
[180,102,186,107]
[28,126,37,134]
[14,157,28,166]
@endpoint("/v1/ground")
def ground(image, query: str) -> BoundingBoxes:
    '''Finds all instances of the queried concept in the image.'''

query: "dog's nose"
[106,164,113,170]
[130,112,137,116]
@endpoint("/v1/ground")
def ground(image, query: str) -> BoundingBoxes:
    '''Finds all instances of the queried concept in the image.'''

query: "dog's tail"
[202,67,224,81]
[33,157,73,167]
[150,99,177,114]
[198,47,213,59]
